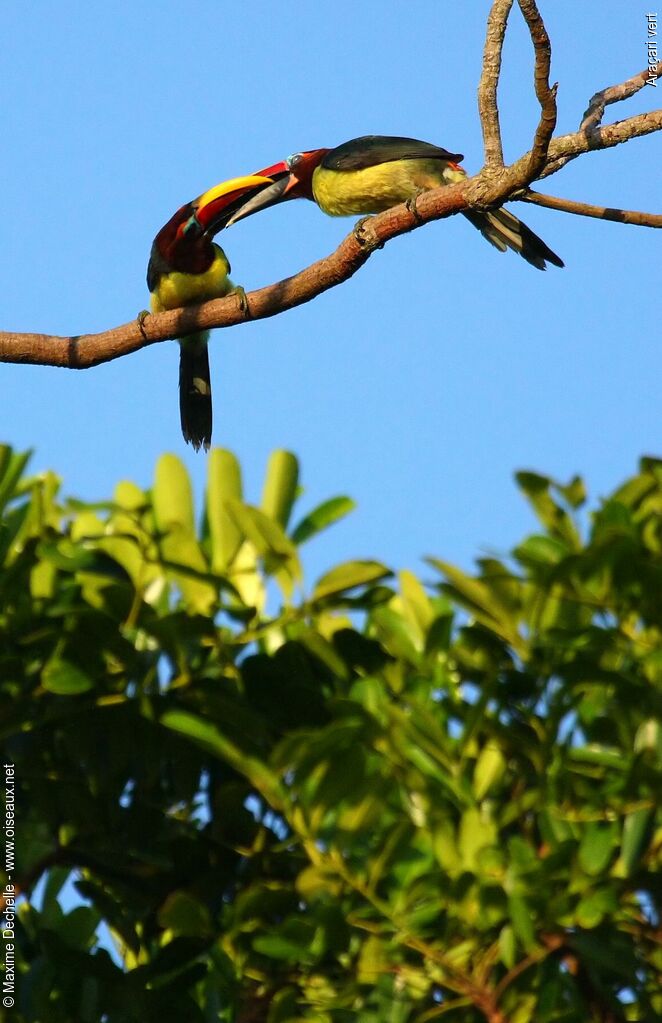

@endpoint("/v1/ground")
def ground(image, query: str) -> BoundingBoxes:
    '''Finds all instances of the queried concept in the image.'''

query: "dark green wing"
[146,243,166,293]
[321,135,464,171]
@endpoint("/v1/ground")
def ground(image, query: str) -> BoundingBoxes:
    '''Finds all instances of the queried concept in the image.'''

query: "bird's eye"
[287,153,303,169]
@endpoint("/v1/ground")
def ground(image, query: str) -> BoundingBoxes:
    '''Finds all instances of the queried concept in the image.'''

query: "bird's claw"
[136,310,150,339]
[353,215,383,252]
[406,189,426,224]
[231,285,250,317]
[353,216,374,246]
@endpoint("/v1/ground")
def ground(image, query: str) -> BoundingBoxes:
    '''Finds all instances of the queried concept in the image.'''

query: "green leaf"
[290,496,355,545]
[558,475,587,509]
[42,657,93,695]
[157,890,212,937]
[153,453,196,534]
[225,499,298,563]
[513,534,567,568]
[56,905,101,949]
[575,887,617,929]
[458,807,497,871]
[206,448,243,571]
[312,560,391,601]
[252,931,315,964]
[499,925,517,968]
[161,710,284,807]
[0,447,32,514]
[578,822,616,876]
[152,454,216,614]
[473,742,506,800]
[515,471,580,547]
[428,557,524,653]
[113,480,147,512]
[225,498,301,597]
[398,569,434,641]
[618,806,653,876]
[261,450,299,528]
[634,718,662,762]
[508,893,536,951]
[568,745,626,770]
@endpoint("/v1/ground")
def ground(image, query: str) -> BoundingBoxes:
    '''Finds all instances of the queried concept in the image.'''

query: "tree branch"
[477,0,515,169]
[520,189,662,228]
[1,186,469,369]
[1,22,661,371]
[517,0,558,177]
[541,61,662,179]
[536,108,662,183]
[581,61,662,132]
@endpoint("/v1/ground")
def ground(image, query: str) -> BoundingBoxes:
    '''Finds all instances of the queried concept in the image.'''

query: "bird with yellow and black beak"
[227,135,563,270]
[147,173,276,451]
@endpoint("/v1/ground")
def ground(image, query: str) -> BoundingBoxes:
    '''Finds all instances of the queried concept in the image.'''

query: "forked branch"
[0,2,660,370]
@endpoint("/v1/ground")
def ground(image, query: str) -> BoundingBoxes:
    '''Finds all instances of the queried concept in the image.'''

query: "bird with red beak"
[226,135,563,270]
[148,173,276,451]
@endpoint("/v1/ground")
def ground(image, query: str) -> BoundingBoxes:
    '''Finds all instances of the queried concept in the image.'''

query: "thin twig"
[493,945,551,1003]
[521,189,662,228]
[517,0,558,177]
[581,61,662,132]
[477,0,515,169]
[514,107,662,187]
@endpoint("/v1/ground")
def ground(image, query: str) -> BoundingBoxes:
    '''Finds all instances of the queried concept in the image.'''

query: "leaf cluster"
[1,446,661,1022]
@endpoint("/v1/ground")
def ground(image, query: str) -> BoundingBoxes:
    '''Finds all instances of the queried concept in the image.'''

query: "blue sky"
[2,1,659,584]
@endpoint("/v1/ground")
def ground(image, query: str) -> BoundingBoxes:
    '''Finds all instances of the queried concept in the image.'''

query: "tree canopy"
[2,445,661,1022]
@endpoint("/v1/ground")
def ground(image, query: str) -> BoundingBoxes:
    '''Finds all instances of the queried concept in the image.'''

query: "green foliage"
[1,445,661,1023]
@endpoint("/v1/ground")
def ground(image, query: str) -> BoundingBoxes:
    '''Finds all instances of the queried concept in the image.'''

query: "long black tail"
[179,333,212,452]
[463,208,564,270]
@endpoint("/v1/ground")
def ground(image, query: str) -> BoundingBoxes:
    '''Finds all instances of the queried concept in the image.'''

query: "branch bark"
[541,61,662,179]
[517,0,558,177]
[581,61,662,132]
[521,189,662,228]
[0,185,467,369]
[477,0,515,169]
[1,9,660,371]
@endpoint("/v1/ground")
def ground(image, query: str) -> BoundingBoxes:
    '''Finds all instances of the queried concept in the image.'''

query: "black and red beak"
[225,150,329,227]
[192,173,280,236]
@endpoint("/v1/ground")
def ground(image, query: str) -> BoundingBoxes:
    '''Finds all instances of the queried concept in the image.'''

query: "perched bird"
[147,174,275,451]
[227,135,563,270]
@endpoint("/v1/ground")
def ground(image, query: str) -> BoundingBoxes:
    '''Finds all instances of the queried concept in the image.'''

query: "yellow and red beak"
[224,150,329,227]
[193,173,278,235]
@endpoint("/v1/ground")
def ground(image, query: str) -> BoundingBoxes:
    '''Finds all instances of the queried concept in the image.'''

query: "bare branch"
[2,29,661,373]
[581,61,662,132]
[536,108,662,183]
[465,105,662,210]
[541,62,662,178]
[517,0,558,177]
[477,0,515,169]
[0,184,469,369]
[521,189,662,228]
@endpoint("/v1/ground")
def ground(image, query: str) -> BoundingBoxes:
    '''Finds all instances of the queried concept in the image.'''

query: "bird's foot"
[136,309,150,340]
[405,188,427,225]
[231,285,250,317]
[353,215,383,252]
[353,216,374,246]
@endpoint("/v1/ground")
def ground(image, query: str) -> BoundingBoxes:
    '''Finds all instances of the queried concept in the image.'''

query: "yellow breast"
[150,245,233,313]
[311,159,460,216]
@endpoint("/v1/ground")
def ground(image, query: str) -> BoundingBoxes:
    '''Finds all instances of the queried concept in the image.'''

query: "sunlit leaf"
[261,450,299,528]
[290,496,355,545]
[312,560,391,601]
